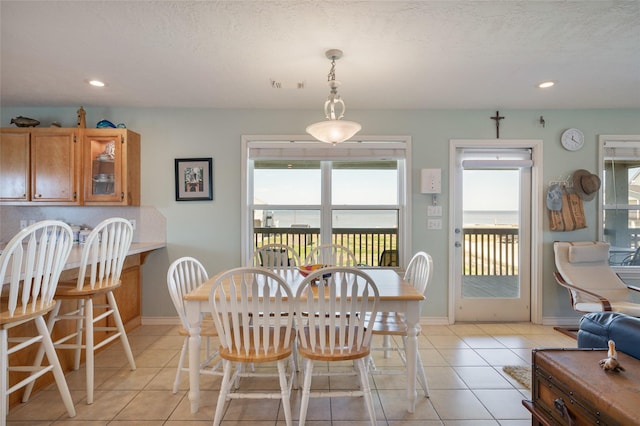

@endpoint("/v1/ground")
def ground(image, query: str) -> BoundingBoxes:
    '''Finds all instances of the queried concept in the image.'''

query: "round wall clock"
[561,128,585,151]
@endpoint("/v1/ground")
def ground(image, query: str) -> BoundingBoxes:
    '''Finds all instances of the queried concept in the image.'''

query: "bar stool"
[22,217,135,405]
[1,220,76,425]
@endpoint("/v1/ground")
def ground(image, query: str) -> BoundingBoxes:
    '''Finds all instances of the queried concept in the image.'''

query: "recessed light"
[538,81,555,89]
[88,79,106,87]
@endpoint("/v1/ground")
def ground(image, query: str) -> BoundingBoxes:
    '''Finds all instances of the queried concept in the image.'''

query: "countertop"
[1,241,166,285]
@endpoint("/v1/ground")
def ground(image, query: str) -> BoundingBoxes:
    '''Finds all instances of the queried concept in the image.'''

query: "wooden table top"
[184,267,425,302]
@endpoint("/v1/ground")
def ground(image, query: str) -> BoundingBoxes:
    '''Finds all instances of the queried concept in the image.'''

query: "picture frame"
[174,158,213,201]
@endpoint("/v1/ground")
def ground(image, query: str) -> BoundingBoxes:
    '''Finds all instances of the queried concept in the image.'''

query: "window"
[241,137,410,267]
[599,135,640,269]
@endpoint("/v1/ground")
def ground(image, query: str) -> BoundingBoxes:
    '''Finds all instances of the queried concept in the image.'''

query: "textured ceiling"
[1,1,639,110]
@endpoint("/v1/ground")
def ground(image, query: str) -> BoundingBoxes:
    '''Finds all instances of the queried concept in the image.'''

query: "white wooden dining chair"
[209,267,296,426]
[367,251,432,397]
[252,243,301,274]
[295,266,380,425]
[23,217,135,405]
[303,243,358,266]
[1,220,76,425]
[167,256,222,394]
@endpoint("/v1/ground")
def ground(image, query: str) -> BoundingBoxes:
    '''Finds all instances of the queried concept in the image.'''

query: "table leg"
[405,301,419,413]
[185,301,202,414]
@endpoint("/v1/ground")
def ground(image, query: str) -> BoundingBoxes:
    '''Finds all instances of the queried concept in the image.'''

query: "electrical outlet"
[20,220,27,230]
[129,219,136,230]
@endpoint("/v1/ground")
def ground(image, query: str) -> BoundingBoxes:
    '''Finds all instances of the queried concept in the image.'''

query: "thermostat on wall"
[421,168,442,194]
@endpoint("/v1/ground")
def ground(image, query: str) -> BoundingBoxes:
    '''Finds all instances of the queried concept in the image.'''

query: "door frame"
[448,139,544,324]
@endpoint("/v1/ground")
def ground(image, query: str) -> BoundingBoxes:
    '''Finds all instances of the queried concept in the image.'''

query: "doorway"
[449,140,542,322]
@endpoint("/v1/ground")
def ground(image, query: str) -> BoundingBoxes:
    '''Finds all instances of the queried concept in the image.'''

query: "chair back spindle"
[304,243,358,267]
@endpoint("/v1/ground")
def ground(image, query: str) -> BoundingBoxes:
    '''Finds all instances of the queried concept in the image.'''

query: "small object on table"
[10,116,40,127]
[298,264,330,284]
[600,340,625,372]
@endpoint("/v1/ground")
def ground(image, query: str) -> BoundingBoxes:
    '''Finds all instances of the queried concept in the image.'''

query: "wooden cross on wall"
[490,110,504,138]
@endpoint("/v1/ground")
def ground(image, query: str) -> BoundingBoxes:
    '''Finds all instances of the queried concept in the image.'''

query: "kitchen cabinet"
[0,128,80,204]
[0,127,140,206]
[82,129,140,205]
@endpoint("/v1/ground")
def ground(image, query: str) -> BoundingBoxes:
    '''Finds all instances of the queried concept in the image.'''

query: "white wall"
[2,106,639,323]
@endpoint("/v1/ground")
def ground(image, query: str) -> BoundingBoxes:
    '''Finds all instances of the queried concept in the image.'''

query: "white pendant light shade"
[306,120,361,144]
[306,49,361,144]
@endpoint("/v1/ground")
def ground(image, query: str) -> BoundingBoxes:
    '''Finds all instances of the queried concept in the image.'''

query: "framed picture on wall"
[174,158,213,201]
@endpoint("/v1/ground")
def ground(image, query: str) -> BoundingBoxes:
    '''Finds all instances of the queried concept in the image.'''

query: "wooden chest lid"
[533,348,640,424]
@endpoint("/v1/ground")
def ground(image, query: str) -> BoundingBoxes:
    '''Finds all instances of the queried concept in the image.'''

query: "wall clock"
[561,128,585,151]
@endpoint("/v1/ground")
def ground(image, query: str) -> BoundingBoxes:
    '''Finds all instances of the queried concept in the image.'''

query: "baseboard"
[542,316,581,327]
[142,316,451,327]
[143,316,578,327]
[141,316,181,326]
[420,317,450,325]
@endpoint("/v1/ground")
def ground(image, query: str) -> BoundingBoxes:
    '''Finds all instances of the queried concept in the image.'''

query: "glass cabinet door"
[84,133,122,202]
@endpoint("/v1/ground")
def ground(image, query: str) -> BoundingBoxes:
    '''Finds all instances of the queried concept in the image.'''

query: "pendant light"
[306,49,361,145]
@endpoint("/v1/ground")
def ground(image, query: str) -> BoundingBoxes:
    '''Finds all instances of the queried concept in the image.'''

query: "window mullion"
[321,161,332,244]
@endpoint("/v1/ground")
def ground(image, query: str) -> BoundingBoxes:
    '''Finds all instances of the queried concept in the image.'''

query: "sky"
[255,167,519,211]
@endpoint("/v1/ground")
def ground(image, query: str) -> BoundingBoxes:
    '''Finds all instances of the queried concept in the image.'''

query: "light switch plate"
[427,219,442,230]
[427,206,442,217]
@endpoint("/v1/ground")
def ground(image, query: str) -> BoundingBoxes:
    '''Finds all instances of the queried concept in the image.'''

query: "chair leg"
[213,360,233,426]
[106,292,136,371]
[74,299,85,371]
[34,317,76,419]
[277,360,292,426]
[173,337,188,394]
[21,300,62,403]
[382,335,392,359]
[355,358,377,425]
[289,354,298,391]
[1,329,8,426]
[298,358,314,426]
[85,298,95,404]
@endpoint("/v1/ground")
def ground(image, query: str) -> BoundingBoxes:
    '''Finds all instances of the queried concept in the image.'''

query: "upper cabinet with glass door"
[82,129,140,205]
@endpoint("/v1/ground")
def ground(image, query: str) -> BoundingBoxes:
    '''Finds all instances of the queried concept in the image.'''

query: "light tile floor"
[7,323,578,425]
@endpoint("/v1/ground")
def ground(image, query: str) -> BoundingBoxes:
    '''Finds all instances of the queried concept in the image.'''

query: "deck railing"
[463,227,519,275]
[254,226,519,273]
[253,227,397,266]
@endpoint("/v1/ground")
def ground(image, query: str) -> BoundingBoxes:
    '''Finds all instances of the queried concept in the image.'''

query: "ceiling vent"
[270,79,305,89]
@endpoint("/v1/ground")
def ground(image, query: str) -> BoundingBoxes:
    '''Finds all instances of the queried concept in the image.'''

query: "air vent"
[270,79,305,89]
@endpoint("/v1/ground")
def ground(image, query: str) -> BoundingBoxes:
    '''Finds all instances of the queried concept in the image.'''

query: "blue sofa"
[578,311,640,360]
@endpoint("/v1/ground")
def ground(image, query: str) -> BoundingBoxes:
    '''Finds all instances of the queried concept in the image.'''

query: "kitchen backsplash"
[0,205,166,243]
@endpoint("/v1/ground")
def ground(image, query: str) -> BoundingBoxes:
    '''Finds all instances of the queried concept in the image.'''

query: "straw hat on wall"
[572,169,601,201]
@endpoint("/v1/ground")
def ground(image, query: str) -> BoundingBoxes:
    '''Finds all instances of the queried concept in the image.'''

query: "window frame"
[241,135,412,266]
[598,134,640,277]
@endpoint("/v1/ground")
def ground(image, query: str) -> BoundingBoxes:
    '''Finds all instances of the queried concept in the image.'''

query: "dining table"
[182,267,425,414]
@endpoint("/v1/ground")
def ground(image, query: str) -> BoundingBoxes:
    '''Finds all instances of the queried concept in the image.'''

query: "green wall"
[2,106,639,322]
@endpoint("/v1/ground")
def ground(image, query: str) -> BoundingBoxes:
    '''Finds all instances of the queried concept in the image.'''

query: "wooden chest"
[523,348,640,426]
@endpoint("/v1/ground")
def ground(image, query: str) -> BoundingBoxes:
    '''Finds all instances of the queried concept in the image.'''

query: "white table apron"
[183,268,423,414]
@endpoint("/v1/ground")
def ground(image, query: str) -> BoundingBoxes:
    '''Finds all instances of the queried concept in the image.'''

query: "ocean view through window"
[242,137,410,267]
